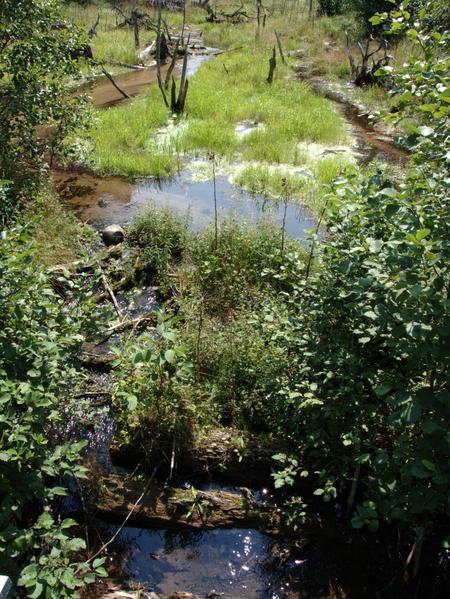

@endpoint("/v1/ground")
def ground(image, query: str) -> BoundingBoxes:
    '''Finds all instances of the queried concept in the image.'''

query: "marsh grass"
[233,151,355,212]
[89,91,181,177]
[87,43,348,190]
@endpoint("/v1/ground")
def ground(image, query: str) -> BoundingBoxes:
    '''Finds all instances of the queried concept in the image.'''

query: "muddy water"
[54,168,319,240]
[307,78,409,166]
[86,53,216,108]
[62,169,318,241]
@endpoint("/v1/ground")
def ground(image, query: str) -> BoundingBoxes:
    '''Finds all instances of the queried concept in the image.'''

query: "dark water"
[99,525,298,599]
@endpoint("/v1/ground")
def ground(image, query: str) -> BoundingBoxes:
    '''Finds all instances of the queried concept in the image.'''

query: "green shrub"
[0,227,105,597]
[127,206,189,290]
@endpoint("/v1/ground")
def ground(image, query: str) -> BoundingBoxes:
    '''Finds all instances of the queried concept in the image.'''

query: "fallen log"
[95,475,277,531]
[79,341,115,370]
[101,68,131,100]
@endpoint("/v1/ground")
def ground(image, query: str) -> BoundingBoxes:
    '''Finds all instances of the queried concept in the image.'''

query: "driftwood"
[196,0,253,24]
[95,475,277,531]
[112,427,301,488]
[100,272,123,319]
[101,68,131,99]
[267,46,277,84]
[88,14,100,40]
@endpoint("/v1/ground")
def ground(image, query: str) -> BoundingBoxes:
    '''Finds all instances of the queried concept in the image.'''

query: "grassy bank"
[24,188,95,266]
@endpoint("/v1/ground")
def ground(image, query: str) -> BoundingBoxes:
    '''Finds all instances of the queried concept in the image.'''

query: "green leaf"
[29,582,44,599]
[421,460,436,472]
[127,394,138,411]
[418,126,433,136]
[50,486,67,497]
[165,349,176,364]
[94,567,108,578]
[93,558,106,568]
[351,515,364,529]
[374,383,392,397]
[416,228,430,241]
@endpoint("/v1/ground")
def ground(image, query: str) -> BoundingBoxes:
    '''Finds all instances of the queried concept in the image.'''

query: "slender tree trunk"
[132,12,140,48]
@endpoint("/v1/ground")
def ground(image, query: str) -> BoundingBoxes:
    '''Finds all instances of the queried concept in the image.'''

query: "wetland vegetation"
[0,1,449,598]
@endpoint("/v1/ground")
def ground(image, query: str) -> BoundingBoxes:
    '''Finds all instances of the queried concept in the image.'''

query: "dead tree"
[267,46,276,84]
[345,32,392,87]
[274,29,285,64]
[171,50,190,113]
[196,0,253,24]
[88,14,100,40]
[156,1,189,113]
[113,3,158,45]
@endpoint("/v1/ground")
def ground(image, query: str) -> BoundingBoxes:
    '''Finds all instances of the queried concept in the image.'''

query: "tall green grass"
[89,92,181,177]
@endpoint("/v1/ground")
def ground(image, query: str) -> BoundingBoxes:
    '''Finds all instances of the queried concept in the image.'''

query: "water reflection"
[131,171,318,243]
[100,525,293,598]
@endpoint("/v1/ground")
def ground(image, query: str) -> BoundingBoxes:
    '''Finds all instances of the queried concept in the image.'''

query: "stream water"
[63,56,423,599]
[100,524,297,598]
[56,168,319,242]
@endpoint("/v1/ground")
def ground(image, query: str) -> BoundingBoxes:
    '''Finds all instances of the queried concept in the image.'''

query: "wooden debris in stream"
[94,475,280,532]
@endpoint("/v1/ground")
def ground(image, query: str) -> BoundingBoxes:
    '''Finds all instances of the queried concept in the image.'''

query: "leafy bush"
[0,0,88,220]
[127,206,189,290]
[269,3,449,541]
[188,218,302,313]
[0,227,105,597]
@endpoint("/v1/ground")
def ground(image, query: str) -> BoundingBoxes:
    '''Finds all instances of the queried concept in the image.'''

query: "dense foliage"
[0,228,107,596]
[0,0,87,223]
[267,2,449,540]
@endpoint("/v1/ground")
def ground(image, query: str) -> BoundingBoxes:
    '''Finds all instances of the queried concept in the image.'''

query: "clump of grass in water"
[127,205,189,291]
[88,93,181,178]
[233,164,309,202]
[234,153,355,214]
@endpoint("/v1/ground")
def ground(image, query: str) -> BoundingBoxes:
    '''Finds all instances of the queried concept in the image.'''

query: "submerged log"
[100,586,201,599]
[95,475,277,531]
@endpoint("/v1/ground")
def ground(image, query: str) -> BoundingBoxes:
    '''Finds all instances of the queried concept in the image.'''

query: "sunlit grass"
[233,151,355,213]
[26,190,94,266]
[177,50,347,163]
[89,92,181,178]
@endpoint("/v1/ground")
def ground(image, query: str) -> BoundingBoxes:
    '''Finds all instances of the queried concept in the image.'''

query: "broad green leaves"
[0,227,101,596]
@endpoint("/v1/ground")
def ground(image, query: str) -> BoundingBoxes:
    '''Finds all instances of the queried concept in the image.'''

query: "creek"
[60,53,412,599]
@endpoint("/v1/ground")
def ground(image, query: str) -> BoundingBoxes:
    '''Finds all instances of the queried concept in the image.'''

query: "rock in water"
[102,224,125,246]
